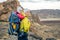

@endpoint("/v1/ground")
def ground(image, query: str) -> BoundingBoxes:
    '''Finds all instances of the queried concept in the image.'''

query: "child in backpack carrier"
[8,11,20,35]
[8,11,25,35]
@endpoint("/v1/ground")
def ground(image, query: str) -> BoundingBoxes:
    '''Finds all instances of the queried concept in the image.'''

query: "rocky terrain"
[30,10,60,40]
[0,0,60,40]
[0,0,18,21]
[0,18,60,40]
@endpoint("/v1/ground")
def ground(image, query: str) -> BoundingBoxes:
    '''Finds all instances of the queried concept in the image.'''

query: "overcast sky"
[19,0,60,10]
[0,0,60,10]
[19,0,60,2]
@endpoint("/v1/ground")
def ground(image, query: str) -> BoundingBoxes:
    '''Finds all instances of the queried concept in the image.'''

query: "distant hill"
[31,9,60,18]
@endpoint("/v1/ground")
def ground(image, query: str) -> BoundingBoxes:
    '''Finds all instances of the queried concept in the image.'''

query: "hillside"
[30,9,60,40]
[31,9,60,19]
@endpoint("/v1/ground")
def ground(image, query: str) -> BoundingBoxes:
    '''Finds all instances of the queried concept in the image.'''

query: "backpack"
[8,11,20,35]
[19,11,31,33]
[9,11,20,23]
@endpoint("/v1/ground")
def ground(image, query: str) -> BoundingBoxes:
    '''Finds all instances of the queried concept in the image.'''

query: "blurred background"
[0,0,60,40]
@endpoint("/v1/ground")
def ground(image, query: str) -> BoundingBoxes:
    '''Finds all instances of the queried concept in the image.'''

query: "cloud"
[30,0,41,2]
[19,0,60,2]
[19,0,29,2]
[45,0,60,1]
[20,1,60,10]
[19,0,42,2]
[0,0,6,3]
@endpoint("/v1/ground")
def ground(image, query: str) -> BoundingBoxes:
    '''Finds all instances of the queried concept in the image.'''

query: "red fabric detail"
[16,12,25,20]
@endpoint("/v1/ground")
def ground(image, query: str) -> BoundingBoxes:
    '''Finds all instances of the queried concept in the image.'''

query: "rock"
[0,0,19,21]
[46,38,56,40]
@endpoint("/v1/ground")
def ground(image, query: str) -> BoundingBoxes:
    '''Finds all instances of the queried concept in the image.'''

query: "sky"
[0,0,60,10]
[19,0,60,2]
